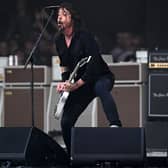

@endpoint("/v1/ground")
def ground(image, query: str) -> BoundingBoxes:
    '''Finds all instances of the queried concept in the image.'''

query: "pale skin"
[56,8,85,92]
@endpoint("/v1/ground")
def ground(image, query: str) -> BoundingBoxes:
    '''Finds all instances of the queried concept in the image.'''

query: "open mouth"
[58,22,64,30]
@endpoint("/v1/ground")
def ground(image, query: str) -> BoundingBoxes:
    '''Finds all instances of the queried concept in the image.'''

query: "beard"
[57,22,64,32]
[57,20,73,32]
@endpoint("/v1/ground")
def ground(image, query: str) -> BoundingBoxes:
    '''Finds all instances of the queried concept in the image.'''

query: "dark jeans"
[60,75,122,155]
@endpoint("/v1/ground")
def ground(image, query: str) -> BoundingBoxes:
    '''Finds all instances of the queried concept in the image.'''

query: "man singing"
[55,2,122,156]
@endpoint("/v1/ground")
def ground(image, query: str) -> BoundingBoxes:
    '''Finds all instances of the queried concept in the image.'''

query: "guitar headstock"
[78,56,92,67]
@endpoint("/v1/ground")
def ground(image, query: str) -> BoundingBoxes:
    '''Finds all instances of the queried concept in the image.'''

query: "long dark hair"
[58,2,85,32]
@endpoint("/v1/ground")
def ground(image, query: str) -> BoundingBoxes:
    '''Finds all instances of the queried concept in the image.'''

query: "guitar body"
[54,91,69,119]
[53,56,92,120]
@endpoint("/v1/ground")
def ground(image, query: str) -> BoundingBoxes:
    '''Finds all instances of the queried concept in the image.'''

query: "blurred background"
[0,0,168,65]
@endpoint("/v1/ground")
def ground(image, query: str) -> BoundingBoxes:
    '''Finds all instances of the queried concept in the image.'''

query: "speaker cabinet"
[145,74,168,152]
[4,87,49,130]
[0,84,4,127]
[145,121,168,151]
[0,127,68,166]
[148,73,168,117]
[71,127,145,166]
[4,66,51,85]
[108,63,147,83]
[96,84,147,127]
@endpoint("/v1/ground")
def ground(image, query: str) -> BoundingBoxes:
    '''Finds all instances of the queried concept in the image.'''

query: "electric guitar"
[54,56,92,119]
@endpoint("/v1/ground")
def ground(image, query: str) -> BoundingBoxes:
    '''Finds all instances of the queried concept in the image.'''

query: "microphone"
[44,5,60,9]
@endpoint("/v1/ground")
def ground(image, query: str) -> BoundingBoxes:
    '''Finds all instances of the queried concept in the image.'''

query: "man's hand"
[56,82,67,92]
[56,79,85,92]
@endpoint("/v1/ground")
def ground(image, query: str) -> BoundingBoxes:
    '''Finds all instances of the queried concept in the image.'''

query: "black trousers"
[60,75,122,155]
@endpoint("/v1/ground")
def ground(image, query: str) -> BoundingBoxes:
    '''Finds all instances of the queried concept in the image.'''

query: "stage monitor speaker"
[0,127,68,166]
[71,127,145,166]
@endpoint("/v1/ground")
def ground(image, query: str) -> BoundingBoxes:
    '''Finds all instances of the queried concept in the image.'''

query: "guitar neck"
[67,56,91,83]
[68,64,80,82]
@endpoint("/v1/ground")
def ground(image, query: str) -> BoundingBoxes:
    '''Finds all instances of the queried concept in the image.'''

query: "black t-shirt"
[55,30,114,83]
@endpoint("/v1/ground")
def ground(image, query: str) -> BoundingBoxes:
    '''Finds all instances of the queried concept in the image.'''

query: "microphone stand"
[24,10,54,127]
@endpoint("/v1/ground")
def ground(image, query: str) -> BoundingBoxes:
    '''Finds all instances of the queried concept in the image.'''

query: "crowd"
[0,0,58,66]
[110,32,144,62]
[0,0,144,66]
